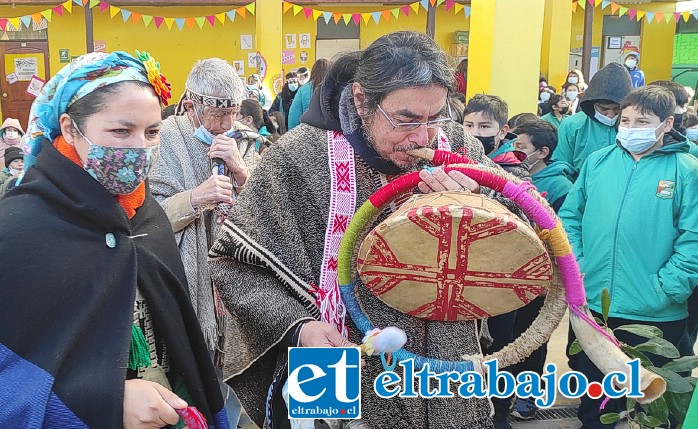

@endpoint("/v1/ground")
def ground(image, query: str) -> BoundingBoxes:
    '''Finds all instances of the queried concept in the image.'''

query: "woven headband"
[184,88,239,109]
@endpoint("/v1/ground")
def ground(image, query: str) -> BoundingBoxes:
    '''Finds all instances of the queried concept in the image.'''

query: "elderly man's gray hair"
[186,58,244,104]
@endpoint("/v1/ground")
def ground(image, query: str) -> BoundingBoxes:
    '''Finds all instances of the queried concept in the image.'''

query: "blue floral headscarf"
[22,51,152,174]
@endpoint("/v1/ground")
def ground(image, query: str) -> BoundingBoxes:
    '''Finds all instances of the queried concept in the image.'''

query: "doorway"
[0,41,50,128]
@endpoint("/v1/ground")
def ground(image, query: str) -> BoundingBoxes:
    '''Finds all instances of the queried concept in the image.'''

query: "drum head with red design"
[357,192,552,321]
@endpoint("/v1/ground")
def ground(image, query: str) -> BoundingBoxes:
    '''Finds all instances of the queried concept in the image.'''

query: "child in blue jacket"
[560,85,698,429]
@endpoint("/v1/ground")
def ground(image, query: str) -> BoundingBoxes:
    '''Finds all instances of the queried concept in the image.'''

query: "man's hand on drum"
[418,168,480,194]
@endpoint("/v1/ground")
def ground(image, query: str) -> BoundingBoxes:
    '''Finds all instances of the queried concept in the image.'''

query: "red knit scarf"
[54,136,145,219]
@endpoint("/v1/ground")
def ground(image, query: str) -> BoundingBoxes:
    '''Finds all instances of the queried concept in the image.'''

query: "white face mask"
[540,92,551,102]
[4,130,19,140]
[595,110,618,127]
[617,123,664,154]
[686,129,698,141]
[625,59,638,69]
[565,91,578,101]
[568,76,579,84]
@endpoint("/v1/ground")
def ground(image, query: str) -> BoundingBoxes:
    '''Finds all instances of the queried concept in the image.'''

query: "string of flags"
[573,0,697,24]
[282,0,472,25]
[0,0,256,32]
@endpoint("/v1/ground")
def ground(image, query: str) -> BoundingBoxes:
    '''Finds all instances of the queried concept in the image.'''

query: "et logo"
[287,347,361,419]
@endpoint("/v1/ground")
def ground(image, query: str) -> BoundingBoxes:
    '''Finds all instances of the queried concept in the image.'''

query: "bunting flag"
[281,0,471,25]
[573,0,693,24]
[0,1,256,32]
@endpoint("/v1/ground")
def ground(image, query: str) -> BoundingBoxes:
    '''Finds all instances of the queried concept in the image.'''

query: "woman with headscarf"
[0,51,229,429]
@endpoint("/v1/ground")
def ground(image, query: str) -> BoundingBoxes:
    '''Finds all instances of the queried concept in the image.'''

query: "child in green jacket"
[560,85,698,429]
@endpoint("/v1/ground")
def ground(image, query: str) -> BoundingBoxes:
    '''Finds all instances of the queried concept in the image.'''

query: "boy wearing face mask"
[0,146,23,196]
[560,85,698,429]
[463,94,528,176]
[624,53,645,88]
[552,62,633,177]
[540,94,570,129]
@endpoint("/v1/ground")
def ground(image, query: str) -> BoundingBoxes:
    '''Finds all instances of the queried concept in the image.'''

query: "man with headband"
[209,31,529,429]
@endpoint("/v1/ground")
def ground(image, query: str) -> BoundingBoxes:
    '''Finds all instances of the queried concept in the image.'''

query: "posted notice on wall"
[26,75,46,98]
[14,57,38,81]
[6,73,18,84]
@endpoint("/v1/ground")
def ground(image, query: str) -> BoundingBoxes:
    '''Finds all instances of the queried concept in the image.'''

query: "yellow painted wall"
[569,3,676,84]
[435,5,470,66]
[0,5,86,79]
[93,6,256,99]
[540,0,572,88]
[469,0,546,115]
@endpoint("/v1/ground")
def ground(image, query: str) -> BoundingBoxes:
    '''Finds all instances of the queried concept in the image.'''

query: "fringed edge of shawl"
[209,220,321,320]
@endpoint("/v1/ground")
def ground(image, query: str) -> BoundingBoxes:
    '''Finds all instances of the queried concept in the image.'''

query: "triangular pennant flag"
[41,10,53,22]
[109,6,121,18]
[381,10,391,21]
[391,8,400,19]
[31,13,43,25]
[293,5,302,16]
[674,12,681,23]
[636,10,645,20]
[216,12,225,24]
[401,5,411,16]
[283,2,293,14]
[9,18,20,30]
[371,11,381,24]
[601,0,610,9]
[655,12,664,23]
[352,14,361,26]
[164,17,175,30]
[410,2,420,14]
[206,15,215,26]
[153,16,164,28]
[437,0,445,5]
[683,11,690,22]
[312,9,322,21]
[445,0,455,12]
[237,7,246,18]
[610,2,619,14]
[692,10,698,20]
[628,9,637,20]
[587,0,594,6]
[578,1,586,10]
[142,14,153,27]
[99,1,109,13]
[303,8,313,19]
[594,0,602,6]
[179,18,189,30]
[342,13,352,25]
[89,0,99,9]
[645,12,654,22]
[54,5,65,16]
[121,9,131,22]
[455,3,464,13]
[420,0,430,11]
[322,11,332,24]
[618,6,627,17]
[665,13,674,23]
[333,12,342,24]
[20,16,32,29]
[226,10,236,22]
[361,13,371,24]
[246,3,255,15]
[132,12,142,24]
[72,0,80,4]
[195,16,205,28]
[0,19,8,31]
[464,6,471,19]
[62,0,73,13]
[572,2,578,13]
[429,0,437,6]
